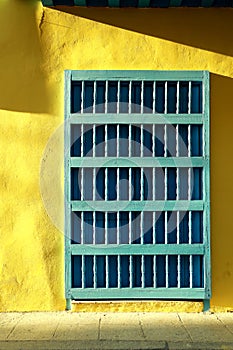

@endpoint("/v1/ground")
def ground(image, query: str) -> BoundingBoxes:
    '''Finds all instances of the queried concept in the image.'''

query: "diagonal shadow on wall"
[53,6,233,57]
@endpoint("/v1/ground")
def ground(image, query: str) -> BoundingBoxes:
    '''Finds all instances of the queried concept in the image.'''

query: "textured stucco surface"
[0,0,233,311]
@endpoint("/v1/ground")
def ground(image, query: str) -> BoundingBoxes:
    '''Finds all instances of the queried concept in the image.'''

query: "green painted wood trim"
[169,0,182,6]
[70,70,206,81]
[64,71,72,300]
[74,0,87,5]
[203,71,211,299]
[201,0,214,7]
[108,0,120,7]
[66,299,72,310]
[203,299,210,312]
[42,0,54,6]
[69,114,204,125]
[71,200,204,212]
[71,244,205,256]
[71,288,206,299]
[138,0,151,7]
[70,157,205,168]
[65,70,210,302]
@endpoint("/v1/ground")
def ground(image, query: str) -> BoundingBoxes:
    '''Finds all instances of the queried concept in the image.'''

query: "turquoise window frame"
[64,70,210,311]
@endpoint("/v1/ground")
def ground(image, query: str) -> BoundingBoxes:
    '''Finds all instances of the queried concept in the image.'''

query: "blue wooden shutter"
[65,70,210,310]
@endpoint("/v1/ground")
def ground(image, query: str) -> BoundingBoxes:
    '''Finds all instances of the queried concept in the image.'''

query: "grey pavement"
[0,311,233,349]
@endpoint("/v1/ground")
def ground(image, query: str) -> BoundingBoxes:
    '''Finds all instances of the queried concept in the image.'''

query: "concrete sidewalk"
[0,312,233,349]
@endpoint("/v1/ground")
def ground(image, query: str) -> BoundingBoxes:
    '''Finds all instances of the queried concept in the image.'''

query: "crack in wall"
[39,9,45,36]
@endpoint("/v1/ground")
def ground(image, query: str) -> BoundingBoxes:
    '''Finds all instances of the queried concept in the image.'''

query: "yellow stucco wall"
[0,0,233,312]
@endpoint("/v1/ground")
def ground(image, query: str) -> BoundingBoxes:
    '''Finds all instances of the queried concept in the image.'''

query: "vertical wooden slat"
[105,212,108,245]
[140,211,144,244]
[93,211,96,245]
[106,256,109,288]
[203,71,211,300]
[81,81,84,114]
[190,255,193,288]
[93,124,96,158]
[130,255,133,288]
[165,168,168,200]
[188,81,192,114]
[140,124,143,157]
[105,81,108,114]
[129,81,132,114]
[165,255,169,288]
[165,81,168,114]
[189,211,192,244]
[141,81,144,114]
[129,124,132,157]
[176,81,180,114]
[153,81,156,113]
[178,254,181,288]
[129,167,132,200]
[141,167,144,201]
[153,211,156,244]
[129,212,133,287]
[118,255,121,288]
[142,255,145,288]
[164,127,167,158]
[93,81,97,114]
[152,167,156,201]
[81,124,84,157]
[64,70,72,308]
[117,124,120,158]
[81,255,85,289]
[117,80,120,114]
[153,255,157,288]
[81,211,84,245]
[177,211,181,288]
[117,167,120,202]
[94,255,97,289]
[81,168,84,201]
[165,211,168,244]
[188,167,191,201]
[152,124,155,157]
[117,211,120,245]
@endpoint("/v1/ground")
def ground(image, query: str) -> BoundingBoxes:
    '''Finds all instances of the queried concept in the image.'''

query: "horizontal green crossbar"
[70,70,207,81]
[201,0,214,6]
[74,0,87,5]
[70,288,206,299]
[108,0,120,6]
[71,200,204,211]
[42,0,53,5]
[138,0,150,7]
[71,244,205,255]
[42,1,231,7]
[169,0,182,6]
[69,114,204,125]
[70,157,205,168]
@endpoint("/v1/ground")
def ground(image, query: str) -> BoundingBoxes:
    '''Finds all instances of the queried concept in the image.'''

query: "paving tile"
[61,311,101,324]
[7,313,61,341]
[53,323,99,340]
[139,312,190,342]
[100,312,144,340]
[0,313,25,340]
[216,313,233,334]
[179,312,233,342]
